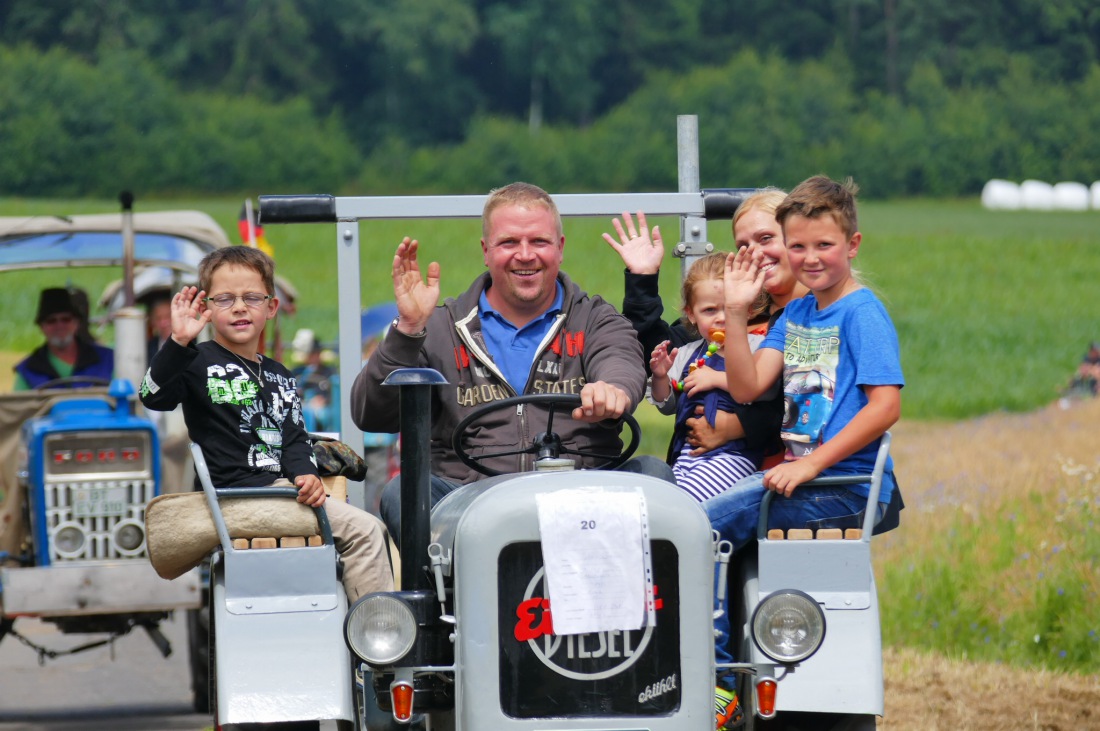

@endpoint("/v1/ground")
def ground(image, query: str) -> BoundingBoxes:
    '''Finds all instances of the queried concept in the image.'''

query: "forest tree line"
[1,0,1098,197]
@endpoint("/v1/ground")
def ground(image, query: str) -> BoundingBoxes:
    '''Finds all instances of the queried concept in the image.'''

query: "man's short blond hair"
[481,182,562,240]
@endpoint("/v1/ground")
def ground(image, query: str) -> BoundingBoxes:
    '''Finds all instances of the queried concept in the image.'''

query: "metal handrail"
[756,432,892,543]
[189,442,334,551]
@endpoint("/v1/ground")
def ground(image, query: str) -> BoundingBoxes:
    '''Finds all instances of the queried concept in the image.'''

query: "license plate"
[72,486,129,518]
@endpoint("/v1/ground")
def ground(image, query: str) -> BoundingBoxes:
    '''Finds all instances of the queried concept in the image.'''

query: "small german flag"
[238,199,274,257]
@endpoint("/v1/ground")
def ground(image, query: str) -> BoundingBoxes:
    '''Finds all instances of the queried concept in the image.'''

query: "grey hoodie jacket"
[351,272,645,483]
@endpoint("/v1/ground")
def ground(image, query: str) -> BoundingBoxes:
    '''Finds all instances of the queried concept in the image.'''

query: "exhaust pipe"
[383,368,448,591]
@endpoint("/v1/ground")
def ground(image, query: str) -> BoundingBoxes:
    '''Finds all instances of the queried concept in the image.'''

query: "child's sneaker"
[714,685,744,729]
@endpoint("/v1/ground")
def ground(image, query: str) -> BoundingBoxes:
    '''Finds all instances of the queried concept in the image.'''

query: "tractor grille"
[44,479,156,561]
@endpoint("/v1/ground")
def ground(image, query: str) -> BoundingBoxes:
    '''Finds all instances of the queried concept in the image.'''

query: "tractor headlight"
[113,520,146,552]
[53,523,87,557]
[752,590,825,663]
[345,593,418,665]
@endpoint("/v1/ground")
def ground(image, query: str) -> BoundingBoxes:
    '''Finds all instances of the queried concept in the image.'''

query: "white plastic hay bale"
[1019,179,1055,210]
[1052,182,1089,211]
[1091,181,1100,210]
[981,179,1020,210]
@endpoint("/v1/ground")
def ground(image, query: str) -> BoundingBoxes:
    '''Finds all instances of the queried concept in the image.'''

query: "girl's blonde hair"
[680,252,768,337]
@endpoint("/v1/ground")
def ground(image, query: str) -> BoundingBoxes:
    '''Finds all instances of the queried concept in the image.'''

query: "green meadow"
[3,195,1097,422]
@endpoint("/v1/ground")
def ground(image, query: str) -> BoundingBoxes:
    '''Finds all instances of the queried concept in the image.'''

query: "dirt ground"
[882,645,1099,730]
[879,399,1100,730]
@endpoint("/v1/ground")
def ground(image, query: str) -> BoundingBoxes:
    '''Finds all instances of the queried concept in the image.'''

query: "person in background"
[143,291,192,493]
[358,328,400,515]
[292,333,337,433]
[144,293,174,366]
[13,288,115,390]
[67,286,97,344]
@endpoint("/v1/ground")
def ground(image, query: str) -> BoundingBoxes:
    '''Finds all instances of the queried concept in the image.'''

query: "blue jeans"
[380,455,675,544]
[705,472,883,669]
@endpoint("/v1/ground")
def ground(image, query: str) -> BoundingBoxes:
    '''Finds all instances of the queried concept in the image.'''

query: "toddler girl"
[648,252,769,501]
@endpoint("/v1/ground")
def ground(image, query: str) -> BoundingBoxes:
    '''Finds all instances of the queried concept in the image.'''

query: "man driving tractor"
[350,181,674,541]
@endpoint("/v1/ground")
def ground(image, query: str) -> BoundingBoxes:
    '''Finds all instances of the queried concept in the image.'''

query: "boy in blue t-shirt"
[705,176,903,728]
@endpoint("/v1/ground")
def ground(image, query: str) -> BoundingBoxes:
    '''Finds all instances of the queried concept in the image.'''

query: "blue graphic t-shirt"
[762,288,904,501]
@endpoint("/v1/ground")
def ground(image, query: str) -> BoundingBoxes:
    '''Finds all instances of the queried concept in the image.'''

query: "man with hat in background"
[13,287,115,390]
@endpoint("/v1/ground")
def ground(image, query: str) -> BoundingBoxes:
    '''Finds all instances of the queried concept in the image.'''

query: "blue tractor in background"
[0,201,245,712]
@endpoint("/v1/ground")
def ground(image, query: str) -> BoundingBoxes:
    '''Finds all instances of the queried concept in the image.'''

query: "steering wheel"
[35,375,112,390]
[452,393,640,477]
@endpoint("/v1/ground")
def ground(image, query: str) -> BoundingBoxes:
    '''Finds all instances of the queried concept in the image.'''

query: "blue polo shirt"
[478,282,564,392]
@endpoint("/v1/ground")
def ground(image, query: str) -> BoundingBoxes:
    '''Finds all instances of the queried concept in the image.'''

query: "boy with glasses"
[140,246,393,601]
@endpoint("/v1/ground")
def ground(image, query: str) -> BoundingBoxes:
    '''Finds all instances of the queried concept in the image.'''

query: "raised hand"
[392,237,440,335]
[602,211,664,275]
[170,286,212,346]
[649,340,677,379]
[723,246,766,318]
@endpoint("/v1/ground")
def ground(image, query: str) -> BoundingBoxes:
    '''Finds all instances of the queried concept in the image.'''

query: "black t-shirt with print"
[140,338,317,488]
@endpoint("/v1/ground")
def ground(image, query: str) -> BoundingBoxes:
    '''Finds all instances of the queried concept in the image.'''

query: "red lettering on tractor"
[514,597,554,641]
[514,585,662,641]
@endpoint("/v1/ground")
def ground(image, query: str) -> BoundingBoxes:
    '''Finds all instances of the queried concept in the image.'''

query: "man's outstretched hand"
[392,237,440,335]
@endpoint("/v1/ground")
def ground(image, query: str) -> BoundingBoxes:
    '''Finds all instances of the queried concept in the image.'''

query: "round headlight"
[113,520,146,552]
[53,523,87,557]
[345,594,418,665]
[752,590,825,663]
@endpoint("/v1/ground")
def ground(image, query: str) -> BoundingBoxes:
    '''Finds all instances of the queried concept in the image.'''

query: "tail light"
[756,676,777,718]
[391,679,414,722]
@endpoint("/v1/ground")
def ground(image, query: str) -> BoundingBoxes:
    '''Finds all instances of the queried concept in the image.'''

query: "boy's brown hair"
[482,182,562,240]
[198,246,277,296]
[775,175,860,240]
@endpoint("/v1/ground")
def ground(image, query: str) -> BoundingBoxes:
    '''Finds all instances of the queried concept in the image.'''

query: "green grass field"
[3,195,1097,422]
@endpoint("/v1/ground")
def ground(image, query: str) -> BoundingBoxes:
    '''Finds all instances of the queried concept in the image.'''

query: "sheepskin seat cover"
[145,492,320,580]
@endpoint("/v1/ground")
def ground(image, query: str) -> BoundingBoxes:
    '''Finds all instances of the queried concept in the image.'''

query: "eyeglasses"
[203,293,272,309]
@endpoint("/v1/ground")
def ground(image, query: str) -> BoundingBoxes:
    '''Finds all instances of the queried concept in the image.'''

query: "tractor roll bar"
[702,188,757,220]
[259,190,755,225]
[259,194,337,224]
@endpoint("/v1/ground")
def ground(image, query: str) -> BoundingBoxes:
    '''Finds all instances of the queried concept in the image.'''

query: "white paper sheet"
[536,487,653,636]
